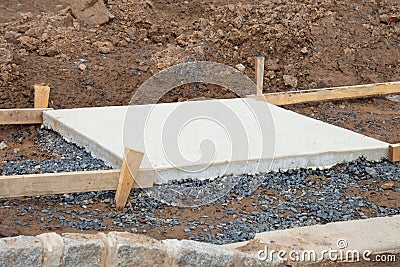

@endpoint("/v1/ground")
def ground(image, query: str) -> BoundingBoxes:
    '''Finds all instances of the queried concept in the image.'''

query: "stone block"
[175,240,236,267]
[61,233,105,267]
[0,236,42,267]
[37,232,64,267]
[107,232,168,266]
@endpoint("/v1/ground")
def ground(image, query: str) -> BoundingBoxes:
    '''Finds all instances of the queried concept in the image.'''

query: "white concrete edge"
[152,147,388,183]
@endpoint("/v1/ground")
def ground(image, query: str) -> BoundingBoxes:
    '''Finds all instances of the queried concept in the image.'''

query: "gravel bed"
[1,129,112,175]
[1,130,399,245]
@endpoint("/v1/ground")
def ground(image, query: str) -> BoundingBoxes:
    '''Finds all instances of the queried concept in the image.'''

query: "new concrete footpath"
[43,99,389,184]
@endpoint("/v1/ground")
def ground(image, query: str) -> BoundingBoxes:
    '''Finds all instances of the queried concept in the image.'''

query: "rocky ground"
[0,0,399,247]
[0,130,399,245]
[0,0,399,108]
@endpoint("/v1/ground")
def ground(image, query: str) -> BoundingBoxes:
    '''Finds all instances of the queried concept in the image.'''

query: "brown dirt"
[0,0,399,162]
[0,125,56,167]
[0,188,276,238]
[0,179,398,240]
[346,180,400,209]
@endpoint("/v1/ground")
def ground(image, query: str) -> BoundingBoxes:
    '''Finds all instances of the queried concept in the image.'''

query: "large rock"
[106,232,168,266]
[70,0,114,26]
[283,75,298,88]
[94,41,114,54]
[0,236,42,267]
[164,239,277,266]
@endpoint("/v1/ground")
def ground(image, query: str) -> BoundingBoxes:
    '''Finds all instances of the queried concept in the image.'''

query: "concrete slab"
[43,99,388,184]
[224,215,400,263]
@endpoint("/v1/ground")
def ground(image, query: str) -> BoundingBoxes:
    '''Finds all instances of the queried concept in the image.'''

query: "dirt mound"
[0,0,399,109]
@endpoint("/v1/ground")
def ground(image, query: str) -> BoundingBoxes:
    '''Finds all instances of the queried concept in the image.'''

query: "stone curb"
[0,232,281,267]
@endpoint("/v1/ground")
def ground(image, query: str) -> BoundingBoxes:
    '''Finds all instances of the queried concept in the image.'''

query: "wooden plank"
[247,81,400,105]
[389,144,400,162]
[115,149,144,211]
[255,56,265,96]
[0,108,52,125]
[34,84,51,108]
[0,169,153,198]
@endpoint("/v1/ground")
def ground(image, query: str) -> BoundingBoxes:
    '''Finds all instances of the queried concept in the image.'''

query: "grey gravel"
[0,129,399,245]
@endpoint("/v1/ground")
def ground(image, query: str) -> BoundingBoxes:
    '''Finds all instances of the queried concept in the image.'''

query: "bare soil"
[0,0,399,263]
[0,0,399,108]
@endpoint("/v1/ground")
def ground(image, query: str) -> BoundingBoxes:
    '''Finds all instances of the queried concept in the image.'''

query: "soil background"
[0,0,399,108]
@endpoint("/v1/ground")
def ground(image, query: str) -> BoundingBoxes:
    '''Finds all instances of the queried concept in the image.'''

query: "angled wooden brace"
[114,148,144,211]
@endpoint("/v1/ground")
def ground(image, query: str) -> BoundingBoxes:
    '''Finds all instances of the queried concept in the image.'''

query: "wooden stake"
[34,84,51,108]
[0,108,51,125]
[389,144,400,162]
[255,56,265,96]
[248,81,400,105]
[115,149,144,211]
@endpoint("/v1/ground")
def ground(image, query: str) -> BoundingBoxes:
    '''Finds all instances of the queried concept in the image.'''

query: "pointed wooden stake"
[255,56,265,96]
[34,84,51,108]
[114,149,144,211]
[0,108,52,125]
[389,144,400,162]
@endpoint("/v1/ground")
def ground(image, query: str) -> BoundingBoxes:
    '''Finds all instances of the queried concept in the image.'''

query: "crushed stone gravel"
[0,129,399,244]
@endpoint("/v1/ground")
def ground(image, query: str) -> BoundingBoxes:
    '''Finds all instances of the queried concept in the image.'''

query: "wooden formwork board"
[247,81,400,105]
[0,169,153,198]
[0,108,52,125]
